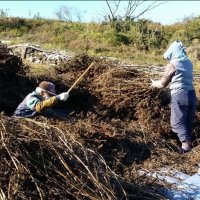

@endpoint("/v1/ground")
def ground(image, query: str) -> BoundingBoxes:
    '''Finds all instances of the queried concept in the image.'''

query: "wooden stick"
[67,62,95,93]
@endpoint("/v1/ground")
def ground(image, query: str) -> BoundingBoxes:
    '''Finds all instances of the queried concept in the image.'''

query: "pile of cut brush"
[1,53,200,199]
[0,115,162,199]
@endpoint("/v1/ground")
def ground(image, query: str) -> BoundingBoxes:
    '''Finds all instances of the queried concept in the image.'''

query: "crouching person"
[13,81,69,119]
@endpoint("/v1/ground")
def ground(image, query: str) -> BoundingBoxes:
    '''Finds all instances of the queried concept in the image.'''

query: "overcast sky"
[1,1,200,25]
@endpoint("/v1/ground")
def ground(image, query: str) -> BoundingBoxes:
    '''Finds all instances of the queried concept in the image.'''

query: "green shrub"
[1,15,200,65]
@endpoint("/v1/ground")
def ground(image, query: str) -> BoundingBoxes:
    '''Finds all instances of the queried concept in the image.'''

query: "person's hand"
[57,92,69,101]
[151,79,163,88]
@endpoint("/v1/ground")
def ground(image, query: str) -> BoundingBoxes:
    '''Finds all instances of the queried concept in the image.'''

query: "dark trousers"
[170,90,196,142]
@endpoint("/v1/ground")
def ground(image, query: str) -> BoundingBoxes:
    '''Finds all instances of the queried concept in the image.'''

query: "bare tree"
[73,7,84,23]
[105,0,166,22]
[106,1,120,21]
[55,6,85,23]
[0,9,9,18]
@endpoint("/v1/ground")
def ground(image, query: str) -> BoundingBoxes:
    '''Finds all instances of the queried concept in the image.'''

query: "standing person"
[151,40,196,153]
[13,81,69,118]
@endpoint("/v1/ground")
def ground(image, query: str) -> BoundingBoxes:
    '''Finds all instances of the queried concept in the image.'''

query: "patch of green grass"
[23,60,50,76]
[1,16,200,66]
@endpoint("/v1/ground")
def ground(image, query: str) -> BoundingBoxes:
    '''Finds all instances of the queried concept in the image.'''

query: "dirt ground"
[0,53,200,199]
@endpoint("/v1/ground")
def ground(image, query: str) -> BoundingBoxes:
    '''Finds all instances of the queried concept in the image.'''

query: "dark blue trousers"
[170,90,196,142]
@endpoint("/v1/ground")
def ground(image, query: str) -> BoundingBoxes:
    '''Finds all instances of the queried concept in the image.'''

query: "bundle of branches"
[0,114,163,200]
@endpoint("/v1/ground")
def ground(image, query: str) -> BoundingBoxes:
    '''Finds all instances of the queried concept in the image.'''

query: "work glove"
[57,92,69,101]
[151,79,163,88]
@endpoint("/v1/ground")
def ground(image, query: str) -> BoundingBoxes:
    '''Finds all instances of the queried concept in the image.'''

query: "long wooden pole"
[67,62,95,93]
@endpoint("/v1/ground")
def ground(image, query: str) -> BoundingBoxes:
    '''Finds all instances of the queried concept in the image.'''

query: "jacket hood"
[164,40,188,62]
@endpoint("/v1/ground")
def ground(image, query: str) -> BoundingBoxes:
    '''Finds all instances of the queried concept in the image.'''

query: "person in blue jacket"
[13,81,69,118]
[151,40,196,154]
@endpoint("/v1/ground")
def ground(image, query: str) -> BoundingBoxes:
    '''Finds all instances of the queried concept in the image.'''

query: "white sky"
[0,1,200,25]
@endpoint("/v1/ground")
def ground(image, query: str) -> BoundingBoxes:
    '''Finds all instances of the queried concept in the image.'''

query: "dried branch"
[104,0,166,22]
